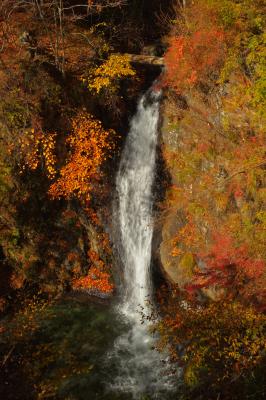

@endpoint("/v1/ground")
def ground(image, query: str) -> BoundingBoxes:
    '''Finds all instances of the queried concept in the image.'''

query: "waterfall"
[109,86,176,399]
[116,87,160,318]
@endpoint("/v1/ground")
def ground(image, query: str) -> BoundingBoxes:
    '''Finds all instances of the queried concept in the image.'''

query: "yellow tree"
[85,54,135,94]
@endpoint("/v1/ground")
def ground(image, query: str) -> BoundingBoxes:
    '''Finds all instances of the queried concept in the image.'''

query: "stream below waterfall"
[18,86,179,400]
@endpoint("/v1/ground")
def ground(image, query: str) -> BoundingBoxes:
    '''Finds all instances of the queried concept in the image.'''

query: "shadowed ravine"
[109,86,176,399]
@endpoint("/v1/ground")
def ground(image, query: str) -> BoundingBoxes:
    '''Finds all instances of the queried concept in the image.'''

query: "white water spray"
[117,88,160,318]
[110,86,175,398]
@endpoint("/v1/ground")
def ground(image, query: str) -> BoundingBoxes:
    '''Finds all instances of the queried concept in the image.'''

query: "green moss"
[179,253,195,279]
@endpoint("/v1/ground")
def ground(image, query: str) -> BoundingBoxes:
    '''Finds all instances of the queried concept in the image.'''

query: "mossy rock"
[178,252,196,287]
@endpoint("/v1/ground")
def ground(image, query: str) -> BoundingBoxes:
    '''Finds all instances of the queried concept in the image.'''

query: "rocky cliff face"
[158,76,264,300]
[159,89,217,291]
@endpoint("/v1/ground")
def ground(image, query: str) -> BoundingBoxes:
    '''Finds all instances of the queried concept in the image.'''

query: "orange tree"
[49,112,116,202]
[72,250,114,296]
[49,112,116,295]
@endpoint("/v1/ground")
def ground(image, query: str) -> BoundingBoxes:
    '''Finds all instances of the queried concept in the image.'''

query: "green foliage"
[0,91,31,131]
[247,33,266,114]
[218,0,239,28]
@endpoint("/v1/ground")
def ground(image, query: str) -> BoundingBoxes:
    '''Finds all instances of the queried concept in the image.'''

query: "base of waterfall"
[105,308,179,400]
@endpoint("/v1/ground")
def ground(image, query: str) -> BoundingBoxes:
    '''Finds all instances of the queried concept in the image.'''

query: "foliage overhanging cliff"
[156,1,266,398]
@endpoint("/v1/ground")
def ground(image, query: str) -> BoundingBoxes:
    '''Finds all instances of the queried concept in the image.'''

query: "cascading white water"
[117,88,160,318]
[109,86,176,399]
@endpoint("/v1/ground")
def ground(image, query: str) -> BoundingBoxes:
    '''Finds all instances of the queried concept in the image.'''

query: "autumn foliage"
[85,54,135,94]
[73,266,114,294]
[163,1,226,93]
[157,2,266,395]
[155,292,266,394]
[72,250,114,295]
[161,0,266,307]
[49,113,115,202]
[18,129,57,179]
[187,233,265,299]
[164,28,226,92]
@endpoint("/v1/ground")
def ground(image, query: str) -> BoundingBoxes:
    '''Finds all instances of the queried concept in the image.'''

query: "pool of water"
[30,298,178,400]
